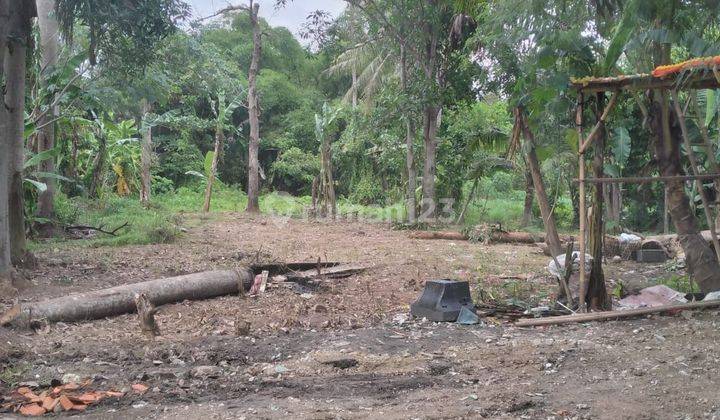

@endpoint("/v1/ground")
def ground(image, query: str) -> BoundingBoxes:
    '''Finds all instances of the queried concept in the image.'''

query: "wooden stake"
[134,293,159,337]
[671,90,720,262]
[559,242,574,305]
[515,299,720,327]
[664,185,670,234]
[258,270,269,294]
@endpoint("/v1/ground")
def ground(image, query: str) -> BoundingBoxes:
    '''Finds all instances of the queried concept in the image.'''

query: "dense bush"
[270,147,319,195]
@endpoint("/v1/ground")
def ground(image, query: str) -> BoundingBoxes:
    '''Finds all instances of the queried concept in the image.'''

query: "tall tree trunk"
[0,0,13,286]
[602,182,622,232]
[517,109,563,258]
[649,90,720,293]
[647,34,720,292]
[399,42,417,223]
[351,64,358,109]
[36,0,59,234]
[7,2,33,264]
[70,127,79,180]
[203,123,225,213]
[587,93,611,310]
[421,106,439,220]
[319,136,336,219]
[420,7,440,221]
[139,98,152,205]
[520,164,534,228]
[246,1,261,213]
[88,134,107,199]
[663,186,670,233]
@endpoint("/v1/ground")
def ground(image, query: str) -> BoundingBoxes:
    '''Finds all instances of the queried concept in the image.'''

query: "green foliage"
[490,172,514,193]
[151,175,175,195]
[56,0,190,73]
[611,126,631,171]
[349,173,384,205]
[658,275,699,294]
[270,147,319,195]
[46,194,182,247]
[155,133,204,185]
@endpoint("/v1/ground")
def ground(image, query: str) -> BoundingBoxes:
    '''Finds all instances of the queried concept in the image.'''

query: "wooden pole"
[579,90,619,154]
[664,185,670,234]
[515,299,720,327]
[587,92,611,310]
[577,94,588,313]
[671,90,720,262]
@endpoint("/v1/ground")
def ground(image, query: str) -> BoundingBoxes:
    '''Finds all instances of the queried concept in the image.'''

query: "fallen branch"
[408,231,467,240]
[515,299,720,327]
[284,264,368,282]
[64,221,129,237]
[250,261,341,275]
[409,230,550,243]
[1,269,254,326]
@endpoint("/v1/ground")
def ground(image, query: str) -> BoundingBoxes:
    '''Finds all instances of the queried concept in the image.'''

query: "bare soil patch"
[2,214,718,419]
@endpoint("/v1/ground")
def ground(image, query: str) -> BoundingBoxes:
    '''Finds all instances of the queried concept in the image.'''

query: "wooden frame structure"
[570,61,720,312]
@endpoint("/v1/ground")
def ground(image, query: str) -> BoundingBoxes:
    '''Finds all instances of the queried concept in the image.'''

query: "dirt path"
[2,214,718,419]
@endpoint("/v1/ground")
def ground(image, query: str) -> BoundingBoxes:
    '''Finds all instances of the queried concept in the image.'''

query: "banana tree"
[201,91,243,212]
[315,103,342,218]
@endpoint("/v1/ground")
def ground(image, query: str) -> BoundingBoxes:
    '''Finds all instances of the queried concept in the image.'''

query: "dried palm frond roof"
[571,56,720,93]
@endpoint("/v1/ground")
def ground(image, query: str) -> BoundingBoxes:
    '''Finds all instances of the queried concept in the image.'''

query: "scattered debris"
[547,252,592,279]
[131,383,149,394]
[321,358,358,369]
[258,270,269,293]
[516,299,720,327]
[191,365,222,379]
[456,306,480,325]
[704,291,720,301]
[618,285,687,309]
[284,264,368,283]
[1,381,124,416]
[619,233,642,244]
[235,318,251,336]
[64,221,130,238]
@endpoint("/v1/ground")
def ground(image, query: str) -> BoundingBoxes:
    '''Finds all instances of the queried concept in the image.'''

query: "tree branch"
[197,3,250,22]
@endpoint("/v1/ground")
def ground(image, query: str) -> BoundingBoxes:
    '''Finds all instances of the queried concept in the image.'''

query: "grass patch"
[37,185,410,249]
[37,193,183,249]
[657,274,700,294]
[0,363,30,387]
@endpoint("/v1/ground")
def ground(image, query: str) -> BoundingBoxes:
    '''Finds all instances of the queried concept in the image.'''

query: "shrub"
[349,174,384,205]
[152,175,175,195]
[270,147,319,195]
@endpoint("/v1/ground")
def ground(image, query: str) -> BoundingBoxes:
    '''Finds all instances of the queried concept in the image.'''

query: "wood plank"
[515,300,720,327]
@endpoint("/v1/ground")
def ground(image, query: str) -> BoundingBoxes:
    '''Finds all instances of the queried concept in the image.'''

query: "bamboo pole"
[579,90,619,154]
[576,94,588,312]
[671,90,720,262]
[515,299,720,327]
[664,185,670,234]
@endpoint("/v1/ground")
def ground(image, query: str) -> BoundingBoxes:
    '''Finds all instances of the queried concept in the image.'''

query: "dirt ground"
[2,213,720,419]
